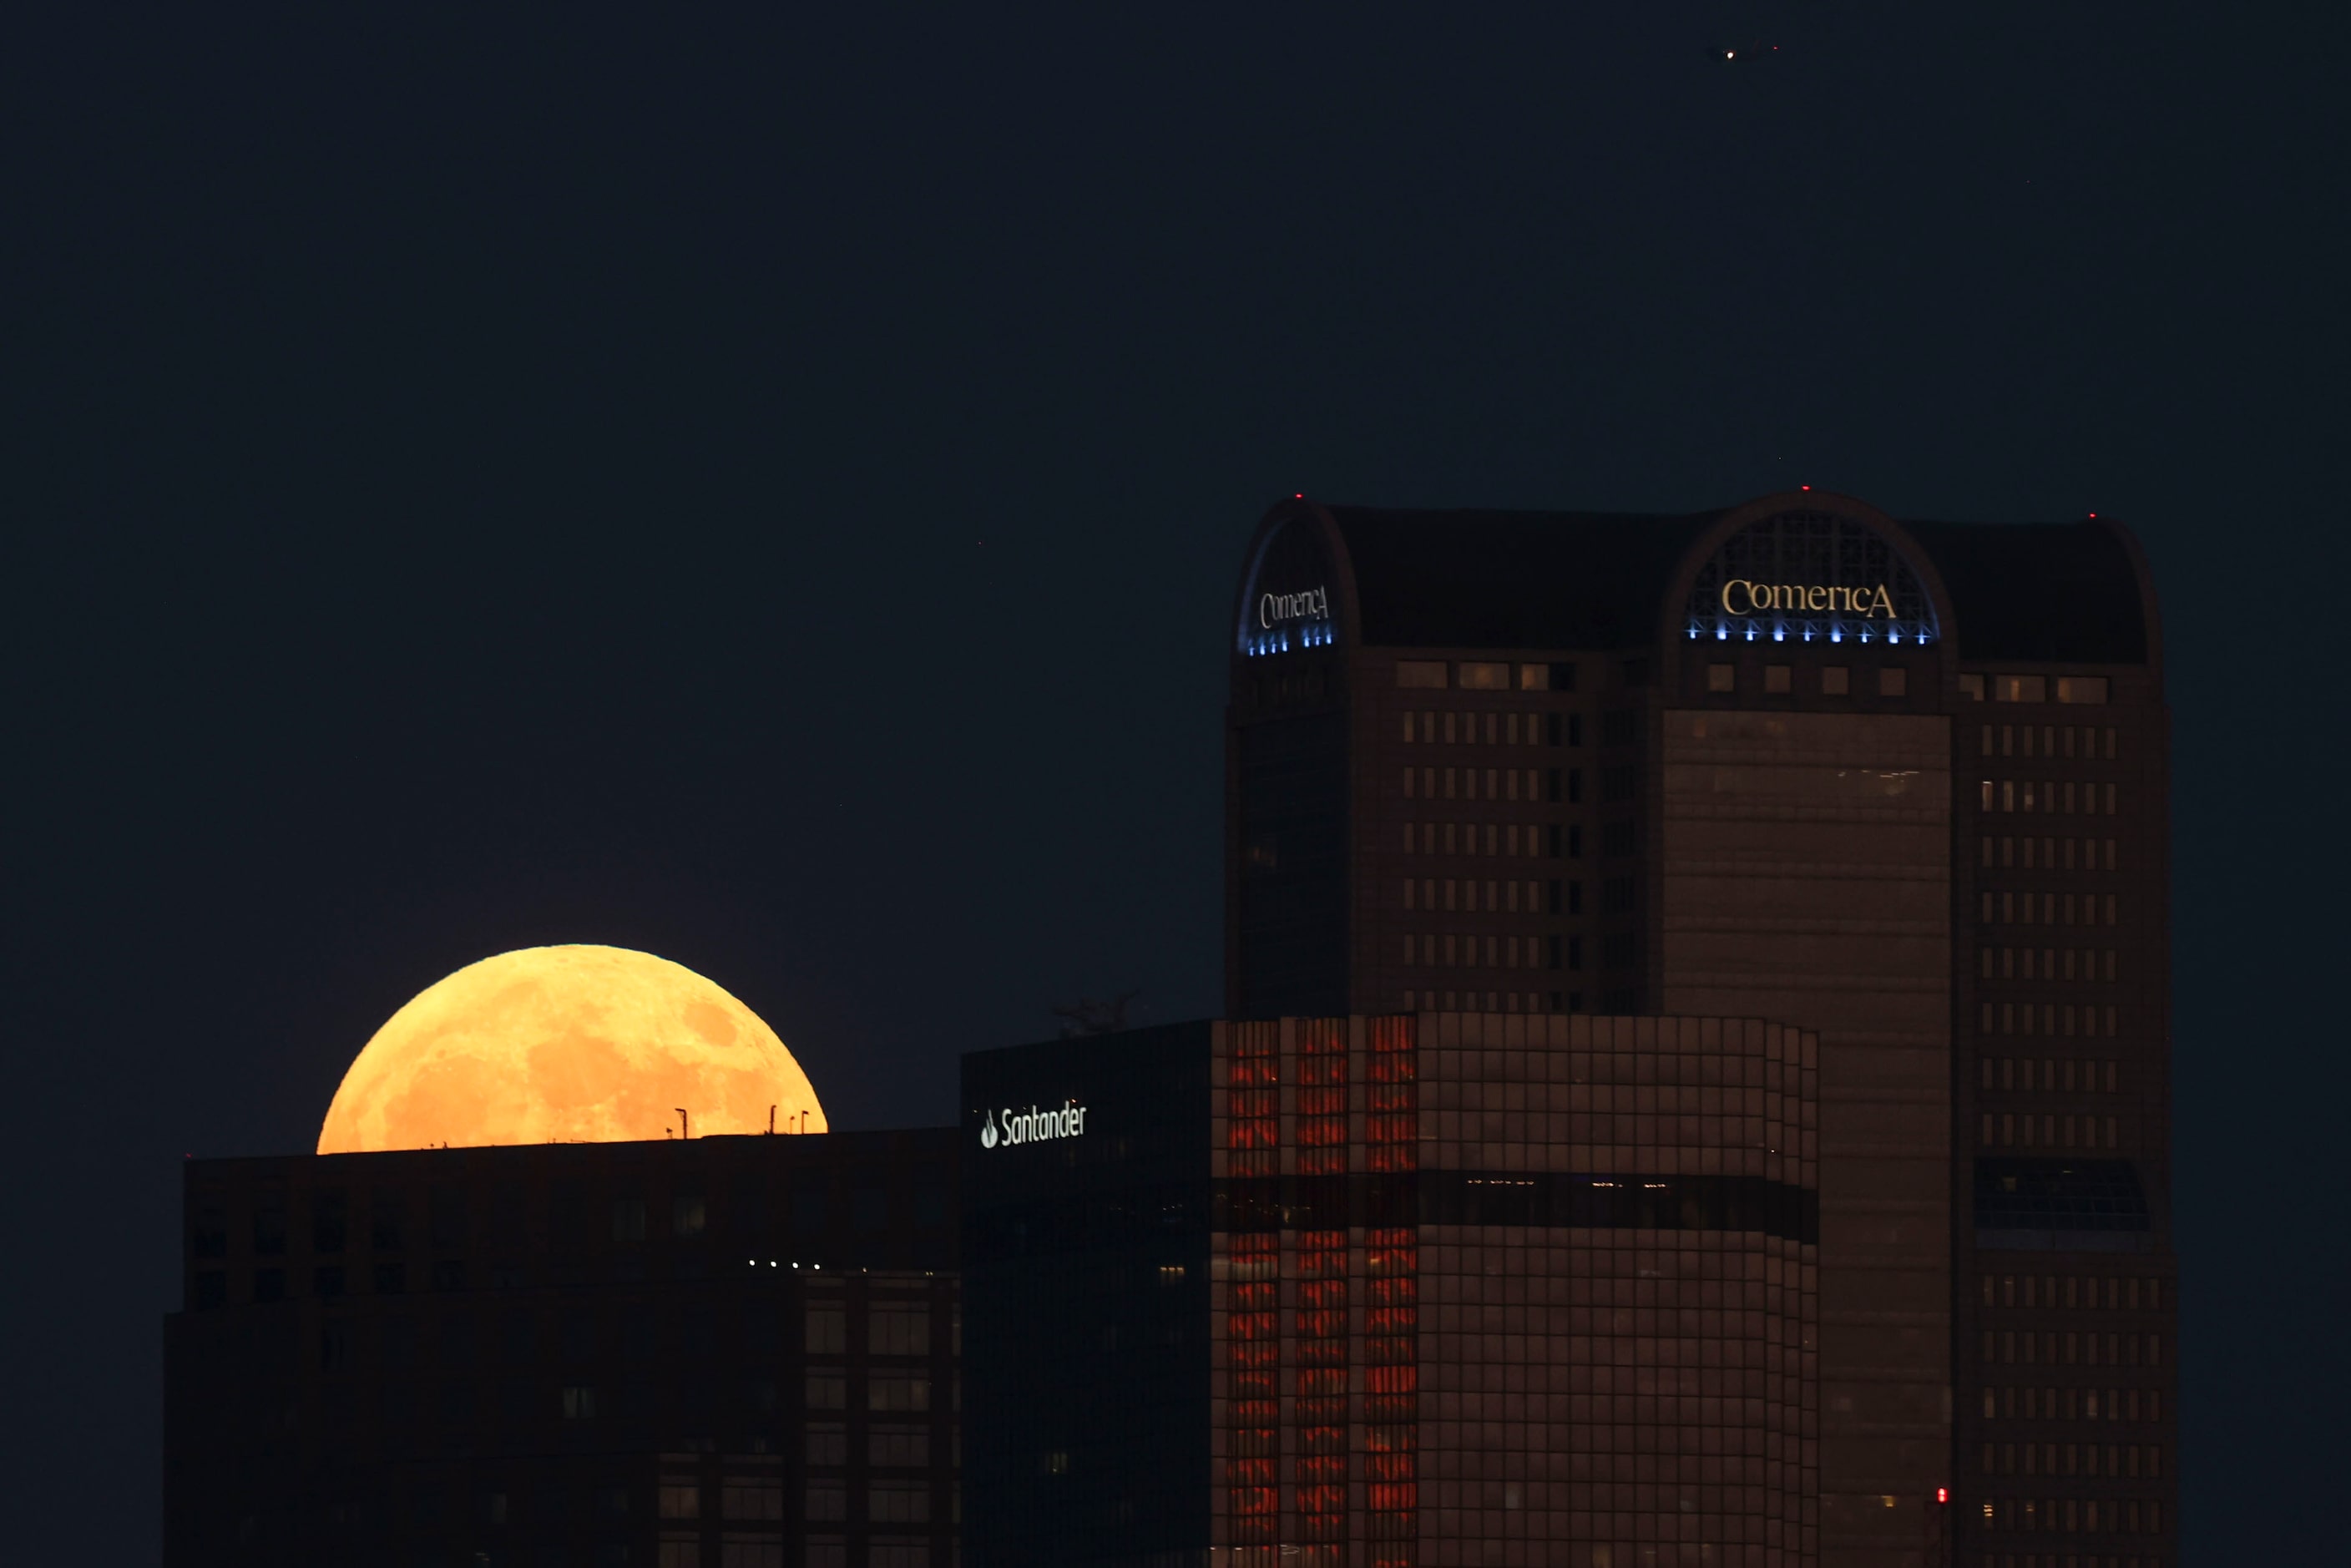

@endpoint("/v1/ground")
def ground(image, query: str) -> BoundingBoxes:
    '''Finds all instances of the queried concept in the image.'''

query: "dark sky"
[3,4,2343,1560]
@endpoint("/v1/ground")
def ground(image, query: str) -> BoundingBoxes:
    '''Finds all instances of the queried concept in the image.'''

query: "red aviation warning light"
[1935,1487,1950,1505]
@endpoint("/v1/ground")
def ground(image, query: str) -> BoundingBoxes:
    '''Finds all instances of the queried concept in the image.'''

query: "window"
[192,1201,228,1259]
[660,1484,701,1520]
[871,1425,930,1467]
[612,1198,647,1242]
[1995,674,2048,703]
[1396,660,1447,689]
[724,1477,784,1519]
[563,1385,598,1420]
[870,1480,931,1524]
[806,1538,847,1568]
[429,1185,466,1250]
[371,1190,407,1251]
[1763,665,1791,693]
[1878,666,1908,696]
[870,1374,931,1413]
[1822,665,1849,695]
[673,1195,706,1237]
[806,1423,848,1466]
[870,1303,931,1356]
[721,1542,785,1568]
[805,1372,847,1411]
[1706,663,1735,692]
[660,1540,700,1568]
[313,1190,347,1253]
[805,1481,847,1522]
[871,1545,932,1568]
[2055,675,2109,704]
[1459,661,1509,690]
[253,1190,287,1256]
[1959,673,1985,701]
[1516,663,1550,690]
[806,1307,846,1356]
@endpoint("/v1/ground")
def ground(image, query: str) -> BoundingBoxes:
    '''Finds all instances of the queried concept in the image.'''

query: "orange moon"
[316,945,827,1153]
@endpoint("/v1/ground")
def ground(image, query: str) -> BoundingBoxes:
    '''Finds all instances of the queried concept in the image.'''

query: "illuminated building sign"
[1688,513,1939,646]
[1719,579,1897,618]
[978,1100,1087,1150]
[1238,517,1337,656]
[1260,584,1329,628]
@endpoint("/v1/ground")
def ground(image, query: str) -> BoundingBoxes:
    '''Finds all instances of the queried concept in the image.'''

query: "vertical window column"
[1363,1016,1418,1568]
[1225,1024,1279,1567]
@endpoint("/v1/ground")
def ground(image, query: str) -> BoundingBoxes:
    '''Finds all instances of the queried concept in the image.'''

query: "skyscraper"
[1223,491,2172,1563]
[965,1012,1828,1568]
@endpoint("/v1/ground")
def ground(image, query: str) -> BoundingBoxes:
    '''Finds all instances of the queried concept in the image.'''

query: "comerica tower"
[966,490,2172,1568]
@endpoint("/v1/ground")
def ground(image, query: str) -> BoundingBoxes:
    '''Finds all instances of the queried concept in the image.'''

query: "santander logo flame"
[979,1108,1000,1149]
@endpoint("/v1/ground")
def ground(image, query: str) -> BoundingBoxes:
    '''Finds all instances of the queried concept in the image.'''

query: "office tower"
[964,1014,1825,1568]
[1223,490,2172,1565]
[164,1130,960,1568]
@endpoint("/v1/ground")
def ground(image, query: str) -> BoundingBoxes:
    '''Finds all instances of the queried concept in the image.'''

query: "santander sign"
[979,1099,1088,1151]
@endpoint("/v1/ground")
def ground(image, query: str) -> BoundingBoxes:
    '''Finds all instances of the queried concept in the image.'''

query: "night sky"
[3,6,2344,1560]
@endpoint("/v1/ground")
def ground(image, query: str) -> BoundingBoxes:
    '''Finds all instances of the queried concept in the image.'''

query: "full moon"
[316,945,827,1153]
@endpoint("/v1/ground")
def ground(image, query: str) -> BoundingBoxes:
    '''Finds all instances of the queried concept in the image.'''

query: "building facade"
[1224,493,2173,1565]
[964,1012,1823,1568]
[164,1130,959,1568]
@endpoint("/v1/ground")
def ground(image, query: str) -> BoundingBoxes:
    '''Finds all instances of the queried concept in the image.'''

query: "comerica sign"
[978,1100,1087,1151]
[1259,584,1329,628]
[1720,579,1897,618]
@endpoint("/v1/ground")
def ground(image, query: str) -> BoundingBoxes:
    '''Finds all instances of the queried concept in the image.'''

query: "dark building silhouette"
[164,1130,959,1568]
[1221,491,2173,1565]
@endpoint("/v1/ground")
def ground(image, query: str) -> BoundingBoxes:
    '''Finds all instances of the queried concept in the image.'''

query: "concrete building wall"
[1658,710,1954,1568]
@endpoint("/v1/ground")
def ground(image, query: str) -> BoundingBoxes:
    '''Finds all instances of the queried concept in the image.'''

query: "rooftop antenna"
[768,1105,776,1135]
[676,1108,690,1141]
[1053,989,1141,1039]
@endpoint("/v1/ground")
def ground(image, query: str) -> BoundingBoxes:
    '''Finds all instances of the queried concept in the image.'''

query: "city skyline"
[5,8,2342,1564]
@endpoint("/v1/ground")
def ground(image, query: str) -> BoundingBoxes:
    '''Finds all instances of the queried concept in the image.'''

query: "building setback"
[164,1130,959,1568]
[1221,491,2174,1565]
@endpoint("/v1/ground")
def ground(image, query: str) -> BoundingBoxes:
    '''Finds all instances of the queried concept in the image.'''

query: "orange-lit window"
[1296,1228,1347,1549]
[1364,1225,1417,1565]
[1365,1016,1418,1171]
[1297,1019,1348,1173]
